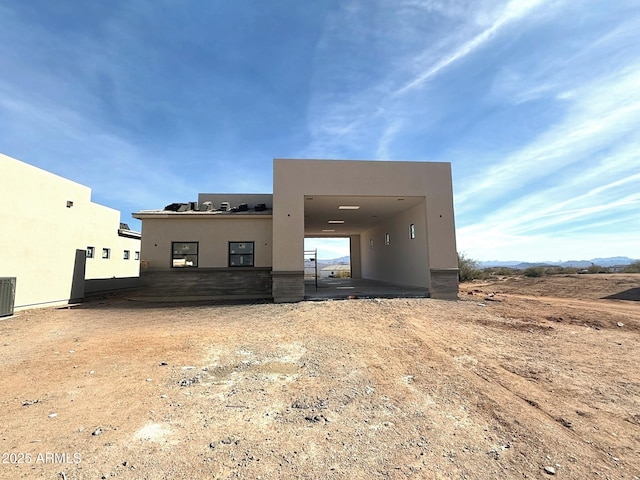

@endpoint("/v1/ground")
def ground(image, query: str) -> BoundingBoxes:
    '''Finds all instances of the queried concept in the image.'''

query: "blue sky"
[1,1,638,262]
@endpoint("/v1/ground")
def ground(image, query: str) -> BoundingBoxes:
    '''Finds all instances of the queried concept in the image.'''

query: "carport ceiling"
[304,195,424,236]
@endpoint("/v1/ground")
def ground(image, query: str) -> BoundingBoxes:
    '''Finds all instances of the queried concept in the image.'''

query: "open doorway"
[304,237,351,280]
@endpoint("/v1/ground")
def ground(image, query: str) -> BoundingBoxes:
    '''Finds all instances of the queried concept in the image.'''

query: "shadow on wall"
[602,288,640,302]
[70,249,86,303]
[84,277,143,295]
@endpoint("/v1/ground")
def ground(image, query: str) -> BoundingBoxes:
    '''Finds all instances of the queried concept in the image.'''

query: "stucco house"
[0,153,141,314]
[320,264,351,279]
[133,159,458,302]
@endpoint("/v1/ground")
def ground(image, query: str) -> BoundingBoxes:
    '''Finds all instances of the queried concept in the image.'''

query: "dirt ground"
[0,274,638,480]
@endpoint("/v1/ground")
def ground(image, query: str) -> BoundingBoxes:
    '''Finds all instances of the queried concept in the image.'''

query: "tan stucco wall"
[349,235,362,279]
[360,201,429,287]
[138,216,273,270]
[273,159,457,288]
[0,153,140,310]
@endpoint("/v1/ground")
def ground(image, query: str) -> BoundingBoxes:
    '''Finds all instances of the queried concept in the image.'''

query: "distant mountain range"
[478,256,638,269]
[304,256,350,273]
[308,255,638,270]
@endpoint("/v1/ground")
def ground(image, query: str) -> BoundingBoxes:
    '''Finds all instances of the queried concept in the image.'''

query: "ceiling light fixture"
[338,205,360,210]
[328,220,344,224]
[322,229,335,232]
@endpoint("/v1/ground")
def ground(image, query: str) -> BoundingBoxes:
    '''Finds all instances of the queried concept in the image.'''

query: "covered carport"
[271,159,459,302]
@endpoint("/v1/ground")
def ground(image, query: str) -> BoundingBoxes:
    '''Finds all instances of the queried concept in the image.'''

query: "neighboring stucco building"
[133,159,458,302]
[320,264,351,279]
[0,153,141,312]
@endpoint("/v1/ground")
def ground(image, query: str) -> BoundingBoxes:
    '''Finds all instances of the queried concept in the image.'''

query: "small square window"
[410,224,416,239]
[124,250,130,260]
[102,248,110,259]
[134,251,140,260]
[86,246,94,258]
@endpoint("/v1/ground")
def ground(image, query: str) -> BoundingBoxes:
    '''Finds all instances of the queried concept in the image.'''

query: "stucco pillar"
[349,235,361,279]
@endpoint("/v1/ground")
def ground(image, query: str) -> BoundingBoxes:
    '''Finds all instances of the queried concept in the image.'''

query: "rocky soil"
[0,274,638,479]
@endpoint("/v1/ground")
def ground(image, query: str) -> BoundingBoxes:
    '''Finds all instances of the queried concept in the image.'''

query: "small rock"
[544,466,556,475]
[146,378,152,382]
[48,413,57,418]
[159,362,168,366]
[617,322,624,328]
[69,350,75,354]
[477,303,486,307]
[160,394,168,399]
[92,428,102,436]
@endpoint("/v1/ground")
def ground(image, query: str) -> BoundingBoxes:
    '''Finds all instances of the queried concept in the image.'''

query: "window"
[134,251,140,260]
[86,246,94,258]
[385,233,390,245]
[229,242,254,267]
[410,224,416,239]
[172,242,198,267]
[102,248,110,259]
[124,250,130,260]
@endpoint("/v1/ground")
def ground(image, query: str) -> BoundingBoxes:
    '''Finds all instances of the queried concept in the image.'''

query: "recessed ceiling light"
[338,205,360,210]
[328,220,345,224]
[322,229,335,232]
[397,198,405,201]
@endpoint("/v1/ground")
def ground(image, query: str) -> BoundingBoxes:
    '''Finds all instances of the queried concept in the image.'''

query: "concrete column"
[349,235,361,279]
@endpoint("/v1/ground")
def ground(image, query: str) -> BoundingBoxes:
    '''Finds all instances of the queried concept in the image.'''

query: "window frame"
[102,248,110,259]
[134,251,140,261]
[171,241,199,268]
[228,241,255,267]
[410,224,416,239]
[86,246,95,259]
[123,250,130,260]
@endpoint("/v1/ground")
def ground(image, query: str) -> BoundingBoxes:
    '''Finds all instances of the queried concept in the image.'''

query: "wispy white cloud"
[393,0,549,97]
[455,65,640,210]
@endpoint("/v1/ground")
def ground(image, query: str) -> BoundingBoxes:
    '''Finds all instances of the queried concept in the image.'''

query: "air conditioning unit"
[220,202,230,212]
[200,201,214,211]
[0,277,16,317]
